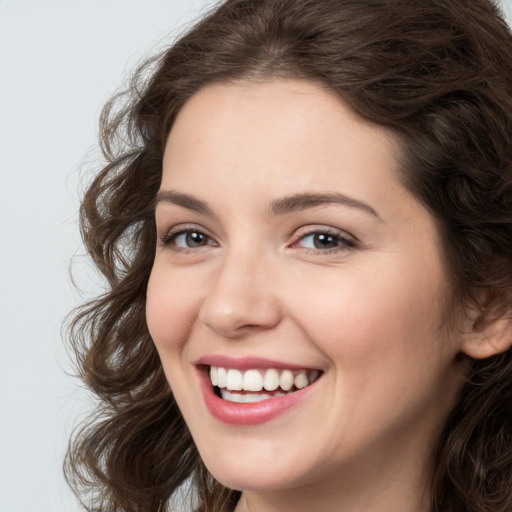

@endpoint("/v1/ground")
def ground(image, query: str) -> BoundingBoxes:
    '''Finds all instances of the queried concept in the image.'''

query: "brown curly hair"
[66,0,512,511]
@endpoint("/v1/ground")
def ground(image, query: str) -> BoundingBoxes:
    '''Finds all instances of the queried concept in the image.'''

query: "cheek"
[287,264,458,451]
[146,266,206,415]
[146,265,201,352]
[290,262,449,373]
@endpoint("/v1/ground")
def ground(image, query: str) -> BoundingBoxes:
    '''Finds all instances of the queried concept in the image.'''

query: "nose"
[198,249,282,338]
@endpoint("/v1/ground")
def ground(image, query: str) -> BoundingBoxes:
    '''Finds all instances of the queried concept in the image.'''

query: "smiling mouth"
[208,366,322,404]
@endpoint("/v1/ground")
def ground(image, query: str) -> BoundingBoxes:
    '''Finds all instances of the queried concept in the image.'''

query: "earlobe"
[461,308,512,360]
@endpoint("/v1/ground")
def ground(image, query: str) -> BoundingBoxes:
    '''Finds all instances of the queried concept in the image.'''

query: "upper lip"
[195,355,322,371]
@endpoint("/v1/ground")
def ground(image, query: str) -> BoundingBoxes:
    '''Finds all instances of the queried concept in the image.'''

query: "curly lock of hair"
[65,0,512,511]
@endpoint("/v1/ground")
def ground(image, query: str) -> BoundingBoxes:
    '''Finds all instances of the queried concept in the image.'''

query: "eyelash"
[160,226,216,253]
[292,228,357,254]
[159,226,357,255]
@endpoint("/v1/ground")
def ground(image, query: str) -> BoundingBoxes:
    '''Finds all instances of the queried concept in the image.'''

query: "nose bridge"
[199,243,281,337]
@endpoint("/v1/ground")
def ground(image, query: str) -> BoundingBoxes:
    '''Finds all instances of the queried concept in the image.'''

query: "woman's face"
[146,79,467,497]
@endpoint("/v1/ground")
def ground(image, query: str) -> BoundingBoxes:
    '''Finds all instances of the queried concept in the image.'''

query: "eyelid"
[289,225,358,252]
[157,222,357,255]
[294,224,356,239]
[159,223,218,248]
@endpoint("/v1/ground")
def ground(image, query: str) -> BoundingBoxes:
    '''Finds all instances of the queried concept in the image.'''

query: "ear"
[461,304,512,359]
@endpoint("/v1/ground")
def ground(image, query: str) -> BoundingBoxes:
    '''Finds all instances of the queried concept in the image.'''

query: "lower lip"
[198,368,318,425]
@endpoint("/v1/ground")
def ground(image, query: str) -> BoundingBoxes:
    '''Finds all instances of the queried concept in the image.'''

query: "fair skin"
[146,79,474,512]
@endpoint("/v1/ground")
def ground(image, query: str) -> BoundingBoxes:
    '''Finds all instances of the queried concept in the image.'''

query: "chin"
[207,463,302,492]
[194,437,316,492]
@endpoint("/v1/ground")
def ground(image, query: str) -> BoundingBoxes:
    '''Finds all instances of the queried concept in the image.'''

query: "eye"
[161,227,217,251]
[292,228,356,253]
[174,231,209,248]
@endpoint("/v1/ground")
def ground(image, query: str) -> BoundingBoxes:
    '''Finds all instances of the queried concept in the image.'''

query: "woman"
[66,0,512,511]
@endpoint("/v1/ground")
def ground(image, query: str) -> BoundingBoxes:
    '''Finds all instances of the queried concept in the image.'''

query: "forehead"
[162,79,402,199]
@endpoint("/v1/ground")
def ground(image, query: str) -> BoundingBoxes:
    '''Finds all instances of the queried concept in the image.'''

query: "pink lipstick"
[196,356,322,425]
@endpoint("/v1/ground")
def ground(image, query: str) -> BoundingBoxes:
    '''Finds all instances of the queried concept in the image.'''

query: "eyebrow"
[155,190,382,221]
[268,192,382,220]
[155,190,213,216]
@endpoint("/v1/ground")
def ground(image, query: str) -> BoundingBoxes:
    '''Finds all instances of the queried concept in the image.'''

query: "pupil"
[314,233,338,249]
[186,232,205,247]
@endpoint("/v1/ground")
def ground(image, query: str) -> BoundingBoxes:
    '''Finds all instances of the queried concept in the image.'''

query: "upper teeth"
[209,366,319,392]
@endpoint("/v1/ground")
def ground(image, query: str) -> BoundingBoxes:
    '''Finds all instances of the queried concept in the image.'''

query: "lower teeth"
[219,389,290,403]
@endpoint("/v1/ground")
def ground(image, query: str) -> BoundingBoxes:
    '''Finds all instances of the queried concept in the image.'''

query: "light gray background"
[1,1,511,511]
